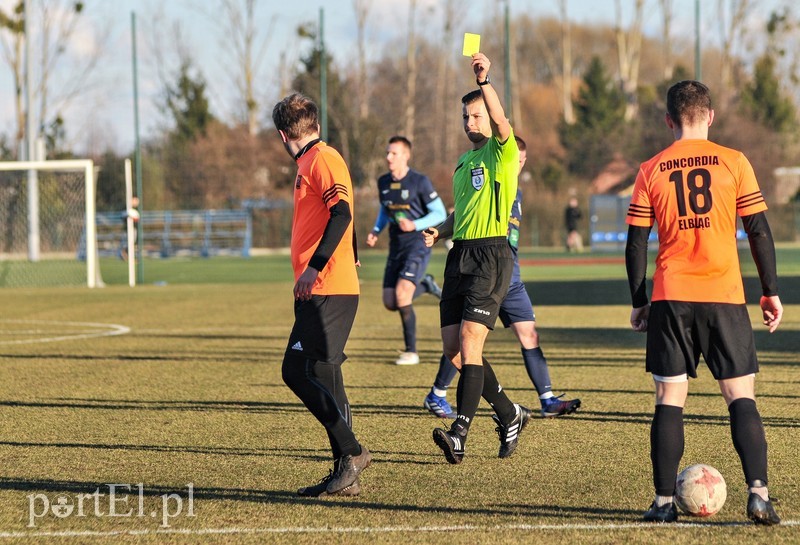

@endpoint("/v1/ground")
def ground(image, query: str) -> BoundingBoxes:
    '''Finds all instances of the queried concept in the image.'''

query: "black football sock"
[397,305,417,353]
[282,355,360,458]
[729,398,768,486]
[453,364,484,435]
[433,354,458,392]
[521,347,553,397]
[413,282,427,299]
[651,404,684,496]
[481,358,517,425]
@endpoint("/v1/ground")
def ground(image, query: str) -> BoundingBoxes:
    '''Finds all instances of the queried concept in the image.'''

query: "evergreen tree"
[740,54,796,133]
[559,56,626,177]
[165,61,215,143]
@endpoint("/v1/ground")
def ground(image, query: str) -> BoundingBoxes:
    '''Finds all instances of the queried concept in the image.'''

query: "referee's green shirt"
[452,131,519,241]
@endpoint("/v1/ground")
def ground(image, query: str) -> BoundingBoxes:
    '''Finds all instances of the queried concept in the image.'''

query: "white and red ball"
[675,464,727,517]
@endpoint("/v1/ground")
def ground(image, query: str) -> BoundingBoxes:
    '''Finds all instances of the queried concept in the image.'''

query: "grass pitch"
[0,249,798,544]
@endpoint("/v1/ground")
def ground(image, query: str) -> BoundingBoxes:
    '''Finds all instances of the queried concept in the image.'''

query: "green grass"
[0,251,798,543]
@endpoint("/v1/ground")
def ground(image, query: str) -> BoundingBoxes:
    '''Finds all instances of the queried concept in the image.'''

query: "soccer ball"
[674,464,727,517]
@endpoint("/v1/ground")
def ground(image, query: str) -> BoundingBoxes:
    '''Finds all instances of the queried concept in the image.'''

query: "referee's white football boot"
[493,404,533,458]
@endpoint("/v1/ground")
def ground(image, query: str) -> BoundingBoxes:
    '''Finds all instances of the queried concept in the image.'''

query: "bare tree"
[717,0,753,107]
[433,0,456,164]
[187,0,273,135]
[659,0,674,80]
[559,0,575,124]
[404,0,417,141]
[614,0,644,121]
[0,0,107,157]
[353,0,372,120]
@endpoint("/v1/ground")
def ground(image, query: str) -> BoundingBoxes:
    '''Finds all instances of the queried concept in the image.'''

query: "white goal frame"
[0,159,99,288]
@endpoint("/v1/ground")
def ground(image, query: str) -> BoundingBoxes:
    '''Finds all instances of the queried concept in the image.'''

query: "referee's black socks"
[481,359,517,425]
[454,364,484,434]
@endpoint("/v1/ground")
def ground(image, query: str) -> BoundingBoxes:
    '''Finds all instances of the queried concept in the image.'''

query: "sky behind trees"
[0,0,789,155]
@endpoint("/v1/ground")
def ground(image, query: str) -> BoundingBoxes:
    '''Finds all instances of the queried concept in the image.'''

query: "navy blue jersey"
[507,188,523,282]
[378,169,439,253]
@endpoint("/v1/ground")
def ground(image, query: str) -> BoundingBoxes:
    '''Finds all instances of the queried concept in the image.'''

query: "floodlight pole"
[24,0,40,262]
[319,7,327,141]
[694,0,702,80]
[504,0,512,123]
[132,11,144,284]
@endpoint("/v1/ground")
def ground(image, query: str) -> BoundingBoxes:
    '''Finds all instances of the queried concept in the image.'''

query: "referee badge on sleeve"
[471,167,485,190]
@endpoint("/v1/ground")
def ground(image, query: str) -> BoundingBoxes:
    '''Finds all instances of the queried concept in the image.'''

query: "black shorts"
[440,237,514,330]
[646,300,758,380]
[285,294,358,365]
[382,248,432,288]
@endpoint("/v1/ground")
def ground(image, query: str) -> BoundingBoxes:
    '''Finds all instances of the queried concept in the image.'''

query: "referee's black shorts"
[284,294,358,365]
[646,300,758,380]
[439,237,513,330]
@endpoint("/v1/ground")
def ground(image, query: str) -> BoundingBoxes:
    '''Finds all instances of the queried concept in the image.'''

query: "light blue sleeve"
[372,206,390,233]
[414,197,447,231]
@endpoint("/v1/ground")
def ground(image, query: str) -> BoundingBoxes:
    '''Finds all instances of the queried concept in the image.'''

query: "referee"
[272,93,371,497]
[423,52,531,463]
[626,80,782,524]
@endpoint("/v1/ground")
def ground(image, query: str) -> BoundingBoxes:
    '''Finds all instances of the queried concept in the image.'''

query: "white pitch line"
[0,320,130,345]
[0,520,797,539]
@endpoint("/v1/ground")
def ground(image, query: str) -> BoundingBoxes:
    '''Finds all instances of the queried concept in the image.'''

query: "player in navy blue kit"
[423,136,581,418]
[366,136,447,365]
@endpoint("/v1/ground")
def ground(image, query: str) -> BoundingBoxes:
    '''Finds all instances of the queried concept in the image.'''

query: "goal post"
[0,159,102,288]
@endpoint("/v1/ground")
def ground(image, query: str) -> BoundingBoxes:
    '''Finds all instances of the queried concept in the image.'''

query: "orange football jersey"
[626,139,767,303]
[291,142,359,295]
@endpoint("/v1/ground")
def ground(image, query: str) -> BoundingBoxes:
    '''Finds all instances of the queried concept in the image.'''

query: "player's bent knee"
[281,352,308,389]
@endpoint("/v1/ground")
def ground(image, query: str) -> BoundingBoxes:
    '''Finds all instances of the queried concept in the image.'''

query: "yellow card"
[462,33,480,57]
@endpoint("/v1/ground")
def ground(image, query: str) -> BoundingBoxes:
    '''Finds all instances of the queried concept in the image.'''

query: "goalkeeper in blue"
[423,136,581,419]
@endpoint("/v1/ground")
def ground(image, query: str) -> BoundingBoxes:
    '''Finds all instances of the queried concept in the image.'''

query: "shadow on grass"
[523,276,800,306]
[0,476,639,520]
[553,410,800,429]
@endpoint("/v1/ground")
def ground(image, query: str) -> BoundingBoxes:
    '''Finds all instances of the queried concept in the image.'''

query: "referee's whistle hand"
[423,228,438,248]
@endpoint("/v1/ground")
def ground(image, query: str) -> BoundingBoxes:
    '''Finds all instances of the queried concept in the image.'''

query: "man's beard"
[466,131,486,143]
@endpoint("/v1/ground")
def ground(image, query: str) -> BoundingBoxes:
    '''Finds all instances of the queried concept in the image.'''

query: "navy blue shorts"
[285,295,359,365]
[498,280,536,327]
[646,300,758,380]
[382,248,431,288]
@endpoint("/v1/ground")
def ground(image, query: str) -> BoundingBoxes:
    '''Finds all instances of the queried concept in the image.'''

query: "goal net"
[0,160,102,288]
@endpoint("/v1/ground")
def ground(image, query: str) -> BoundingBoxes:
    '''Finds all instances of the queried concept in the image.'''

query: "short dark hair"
[461,89,483,106]
[666,81,711,129]
[388,135,412,150]
[514,135,526,151]
[272,93,319,140]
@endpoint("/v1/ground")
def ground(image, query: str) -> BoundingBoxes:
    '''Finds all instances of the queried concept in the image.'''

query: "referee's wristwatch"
[477,75,491,86]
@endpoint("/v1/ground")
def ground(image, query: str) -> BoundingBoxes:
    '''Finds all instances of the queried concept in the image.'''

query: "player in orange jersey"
[272,93,370,498]
[625,80,782,525]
